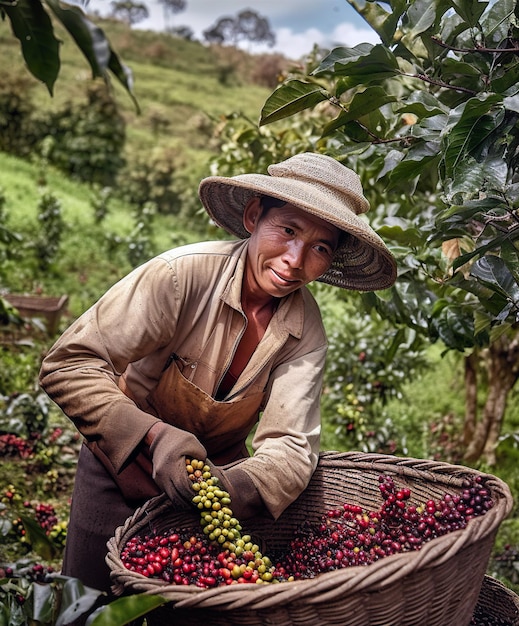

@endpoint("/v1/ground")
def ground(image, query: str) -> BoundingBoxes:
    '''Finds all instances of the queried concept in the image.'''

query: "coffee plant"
[0,188,23,284]
[118,148,183,215]
[43,83,127,187]
[90,186,114,225]
[33,190,64,272]
[0,569,105,626]
[0,391,51,446]
[106,201,157,268]
[0,73,39,158]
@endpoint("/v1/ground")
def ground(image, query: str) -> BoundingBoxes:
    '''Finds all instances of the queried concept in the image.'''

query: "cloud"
[252,23,381,60]
[331,22,381,47]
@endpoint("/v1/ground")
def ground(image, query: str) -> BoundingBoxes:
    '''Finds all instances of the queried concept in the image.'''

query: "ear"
[242,197,263,234]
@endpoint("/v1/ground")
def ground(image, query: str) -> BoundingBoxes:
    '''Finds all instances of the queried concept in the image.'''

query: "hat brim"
[198,174,397,292]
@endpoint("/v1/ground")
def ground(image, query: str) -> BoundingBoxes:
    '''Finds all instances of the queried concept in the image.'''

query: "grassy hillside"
[1,15,277,183]
[0,14,282,311]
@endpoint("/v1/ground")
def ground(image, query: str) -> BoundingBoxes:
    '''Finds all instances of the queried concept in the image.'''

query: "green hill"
[0,15,288,310]
[1,15,279,181]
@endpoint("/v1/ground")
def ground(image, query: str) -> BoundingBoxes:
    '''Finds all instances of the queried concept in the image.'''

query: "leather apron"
[87,360,265,501]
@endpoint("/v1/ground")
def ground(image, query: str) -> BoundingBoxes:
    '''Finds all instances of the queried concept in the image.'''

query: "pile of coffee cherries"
[120,461,495,588]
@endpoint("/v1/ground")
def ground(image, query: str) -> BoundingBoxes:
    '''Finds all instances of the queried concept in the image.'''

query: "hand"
[206,460,264,520]
[149,422,207,505]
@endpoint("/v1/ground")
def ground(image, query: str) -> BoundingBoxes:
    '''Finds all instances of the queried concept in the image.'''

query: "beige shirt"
[39,239,328,518]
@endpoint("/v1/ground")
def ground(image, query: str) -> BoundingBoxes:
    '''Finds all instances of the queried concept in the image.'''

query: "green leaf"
[503,93,519,114]
[442,95,504,177]
[54,576,105,626]
[312,43,374,73]
[44,0,139,111]
[378,225,424,247]
[482,0,515,44]
[346,0,407,45]
[449,273,509,316]
[19,514,59,561]
[377,149,403,179]
[0,603,8,626]
[433,305,475,350]
[446,152,508,202]
[322,87,397,136]
[437,197,503,222]
[86,594,168,626]
[313,44,400,84]
[30,582,55,623]
[443,157,485,200]
[107,49,141,114]
[385,327,406,364]
[500,240,519,282]
[398,91,447,119]
[471,255,519,305]
[402,0,436,40]
[449,0,489,27]
[2,0,60,95]
[451,232,511,270]
[387,142,440,186]
[259,80,329,126]
[474,309,492,336]
[44,0,107,76]
[442,58,482,80]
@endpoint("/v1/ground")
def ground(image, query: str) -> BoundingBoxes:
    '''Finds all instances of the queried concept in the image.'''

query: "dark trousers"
[62,444,146,594]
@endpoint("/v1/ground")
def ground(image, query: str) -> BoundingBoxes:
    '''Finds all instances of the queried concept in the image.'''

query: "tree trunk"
[463,351,478,446]
[464,333,519,464]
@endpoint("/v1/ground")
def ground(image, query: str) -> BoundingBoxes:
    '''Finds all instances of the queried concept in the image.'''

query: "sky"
[86,0,381,59]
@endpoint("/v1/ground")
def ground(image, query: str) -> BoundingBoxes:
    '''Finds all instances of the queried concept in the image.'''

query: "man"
[39,152,396,595]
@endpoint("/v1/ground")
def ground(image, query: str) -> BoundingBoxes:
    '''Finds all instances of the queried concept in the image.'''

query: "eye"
[314,243,333,257]
[283,226,295,236]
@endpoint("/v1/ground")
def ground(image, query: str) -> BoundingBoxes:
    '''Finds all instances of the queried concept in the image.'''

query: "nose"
[282,240,304,269]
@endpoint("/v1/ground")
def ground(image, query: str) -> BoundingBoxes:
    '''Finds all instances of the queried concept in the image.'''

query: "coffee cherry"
[120,471,494,587]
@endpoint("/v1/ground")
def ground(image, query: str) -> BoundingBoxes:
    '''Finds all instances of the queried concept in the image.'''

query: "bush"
[43,82,126,186]
[34,190,65,272]
[249,53,291,88]
[118,147,183,214]
[0,74,39,157]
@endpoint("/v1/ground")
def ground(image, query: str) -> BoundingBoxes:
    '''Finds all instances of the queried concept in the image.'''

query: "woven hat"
[198,152,397,291]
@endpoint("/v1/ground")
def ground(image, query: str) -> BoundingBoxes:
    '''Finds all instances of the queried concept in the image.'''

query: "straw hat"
[198,152,397,291]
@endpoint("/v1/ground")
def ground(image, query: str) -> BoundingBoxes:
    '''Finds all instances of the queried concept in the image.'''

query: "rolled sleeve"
[38,258,177,472]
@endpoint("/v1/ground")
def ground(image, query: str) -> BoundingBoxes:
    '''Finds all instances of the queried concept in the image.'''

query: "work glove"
[149,422,207,506]
[206,460,264,521]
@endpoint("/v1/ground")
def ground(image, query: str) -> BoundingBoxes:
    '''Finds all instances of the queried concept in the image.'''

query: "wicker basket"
[106,451,514,626]
[471,575,519,625]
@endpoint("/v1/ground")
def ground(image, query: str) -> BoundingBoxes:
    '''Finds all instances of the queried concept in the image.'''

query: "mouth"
[271,269,301,286]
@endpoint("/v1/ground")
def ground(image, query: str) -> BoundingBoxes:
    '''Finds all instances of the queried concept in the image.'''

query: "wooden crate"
[4,294,69,335]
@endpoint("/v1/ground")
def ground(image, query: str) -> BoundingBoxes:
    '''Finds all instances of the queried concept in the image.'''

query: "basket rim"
[107,451,514,611]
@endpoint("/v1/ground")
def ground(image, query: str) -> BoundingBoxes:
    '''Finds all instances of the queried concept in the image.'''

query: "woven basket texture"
[106,451,513,626]
[471,575,519,625]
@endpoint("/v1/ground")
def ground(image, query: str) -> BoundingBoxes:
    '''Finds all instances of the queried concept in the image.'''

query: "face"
[242,198,340,300]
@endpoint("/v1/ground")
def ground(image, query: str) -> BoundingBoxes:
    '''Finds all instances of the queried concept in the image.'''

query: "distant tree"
[237,9,276,47]
[168,25,194,40]
[203,9,275,48]
[157,0,186,30]
[110,0,149,25]
[204,17,235,45]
